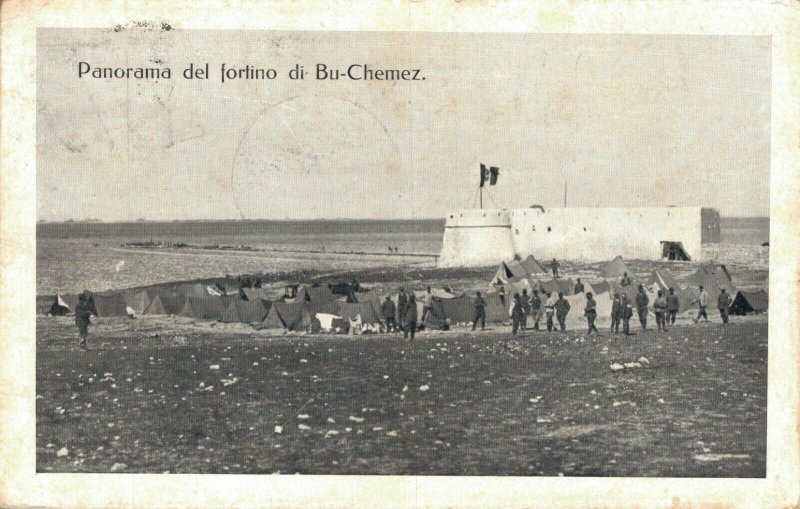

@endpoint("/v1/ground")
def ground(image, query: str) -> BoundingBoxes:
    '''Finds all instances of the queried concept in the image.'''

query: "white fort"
[438,206,721,267]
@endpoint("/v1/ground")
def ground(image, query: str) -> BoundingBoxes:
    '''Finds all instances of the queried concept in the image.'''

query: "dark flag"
[479,163,489,187]
[489,166,499,185]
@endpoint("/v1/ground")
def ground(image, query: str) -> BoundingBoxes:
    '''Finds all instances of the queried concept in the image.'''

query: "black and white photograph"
[33,29,771,477]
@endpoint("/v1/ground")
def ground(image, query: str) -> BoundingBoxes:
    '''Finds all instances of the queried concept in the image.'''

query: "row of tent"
[491,255,766,316]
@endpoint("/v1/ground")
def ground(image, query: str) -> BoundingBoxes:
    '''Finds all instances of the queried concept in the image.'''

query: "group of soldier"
[493,271,736,337]
[72,271,738,348]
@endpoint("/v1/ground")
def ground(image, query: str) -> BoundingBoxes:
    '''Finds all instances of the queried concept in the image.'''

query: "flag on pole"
[489,166,499,185]
[479,164,489,187]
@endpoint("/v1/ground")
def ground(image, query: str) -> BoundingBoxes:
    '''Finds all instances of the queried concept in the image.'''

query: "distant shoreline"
[36,216,769,225]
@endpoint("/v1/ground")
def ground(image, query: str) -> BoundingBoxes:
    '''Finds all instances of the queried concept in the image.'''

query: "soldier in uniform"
[573,278,585,294]
[544,291,558,332]
[635,285,650,330]
[511,294,524,335]
[620,292,633,335]
[472,291,486,331]
[584,292,598,334]
[381,295,397,332]
[397,287,408,332]
[718,288,732,325]
[75,293,94,350]
[554,292,571,332]
[611,292,622,333]
[520,289,531,331]
[654,289,668,331]
[402,294,417,340]
[666,287,680,325]
[694,285,709,323]
[529,289,543,331]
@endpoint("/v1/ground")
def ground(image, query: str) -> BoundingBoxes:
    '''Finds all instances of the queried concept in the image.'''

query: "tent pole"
[480,186,483,209]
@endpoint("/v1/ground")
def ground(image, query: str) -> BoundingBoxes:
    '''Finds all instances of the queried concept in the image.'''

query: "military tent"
[600,256,631,279]
[179,283,209,297]
[647,269,681,293]
[730,290,768,315]
[241,287,280,301]
[439,294,475,325]
[540,278,575,296]
[267,301,316,331]
[59,294,81,313]
[687,263,736,294]
[422,299,449,329]
[520,255,549,275]
[589,280,610,295]
[296,284,336,304]
[335,301,382,326]
[37,295,57,315]
[143,293,186,315]
[125,290,152,315]
[354,290,383,305]
[261,305,286,329]
[492,260,530,286]
[221,298,270,323]
[484,292,509,323]
[93,293,129,317]
[661,241,691,261]
[179,296,228,320]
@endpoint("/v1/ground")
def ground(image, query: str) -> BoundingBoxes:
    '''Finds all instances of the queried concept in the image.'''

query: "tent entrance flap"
[661,241,691,261]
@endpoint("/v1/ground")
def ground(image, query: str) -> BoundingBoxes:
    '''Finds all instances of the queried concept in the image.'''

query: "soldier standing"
[520,289,531,331]
[381,296,397,332]
[694,285,709,323]
[529,289,543,331]
[511,294,524,335]
[635,285,650,331]
[654,289,669,331]
[554,292,571,332]
[397,287,408,331]
[544,291,558,332]
[402,294,417,340]
[718,288,732,325]
[584,292,598,334]
[75,293,94,350]
[666,287,680,325]
[551,259,561,278]
[472,291,486,331]
[574,278,585,294]
[620,292,633,335]
[611,292,622,333]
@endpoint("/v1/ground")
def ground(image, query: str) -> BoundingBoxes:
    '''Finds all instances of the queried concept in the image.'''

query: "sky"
[37,30,771,221]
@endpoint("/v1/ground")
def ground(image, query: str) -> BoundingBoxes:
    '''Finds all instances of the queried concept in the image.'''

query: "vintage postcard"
[1,1,799,508]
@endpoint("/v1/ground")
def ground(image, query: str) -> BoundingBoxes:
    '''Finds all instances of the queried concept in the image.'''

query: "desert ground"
[36,264,767,476]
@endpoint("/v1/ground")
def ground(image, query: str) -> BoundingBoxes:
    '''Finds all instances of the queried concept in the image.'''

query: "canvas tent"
[492,260,530,286]
[143,293,186,315]
[180,283,209,298]
[483,292,509,323]
[93,293,129,317]
[730,290,768,315]
[540,278,575,297]
[646,269,681,293]
[439,294,475,325]
[520,255,548,275]
[588,280,610,295]
[125,290,153,315]
[687,263,735,294]
[179,295,228,320]
[296,284,336,304]
[335,301,382,326]
[221,298,270,323]
[265,301,316,331]
[600,256,631,279]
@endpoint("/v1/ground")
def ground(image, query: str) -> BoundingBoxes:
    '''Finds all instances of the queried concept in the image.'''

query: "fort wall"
[438,207,720,267]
